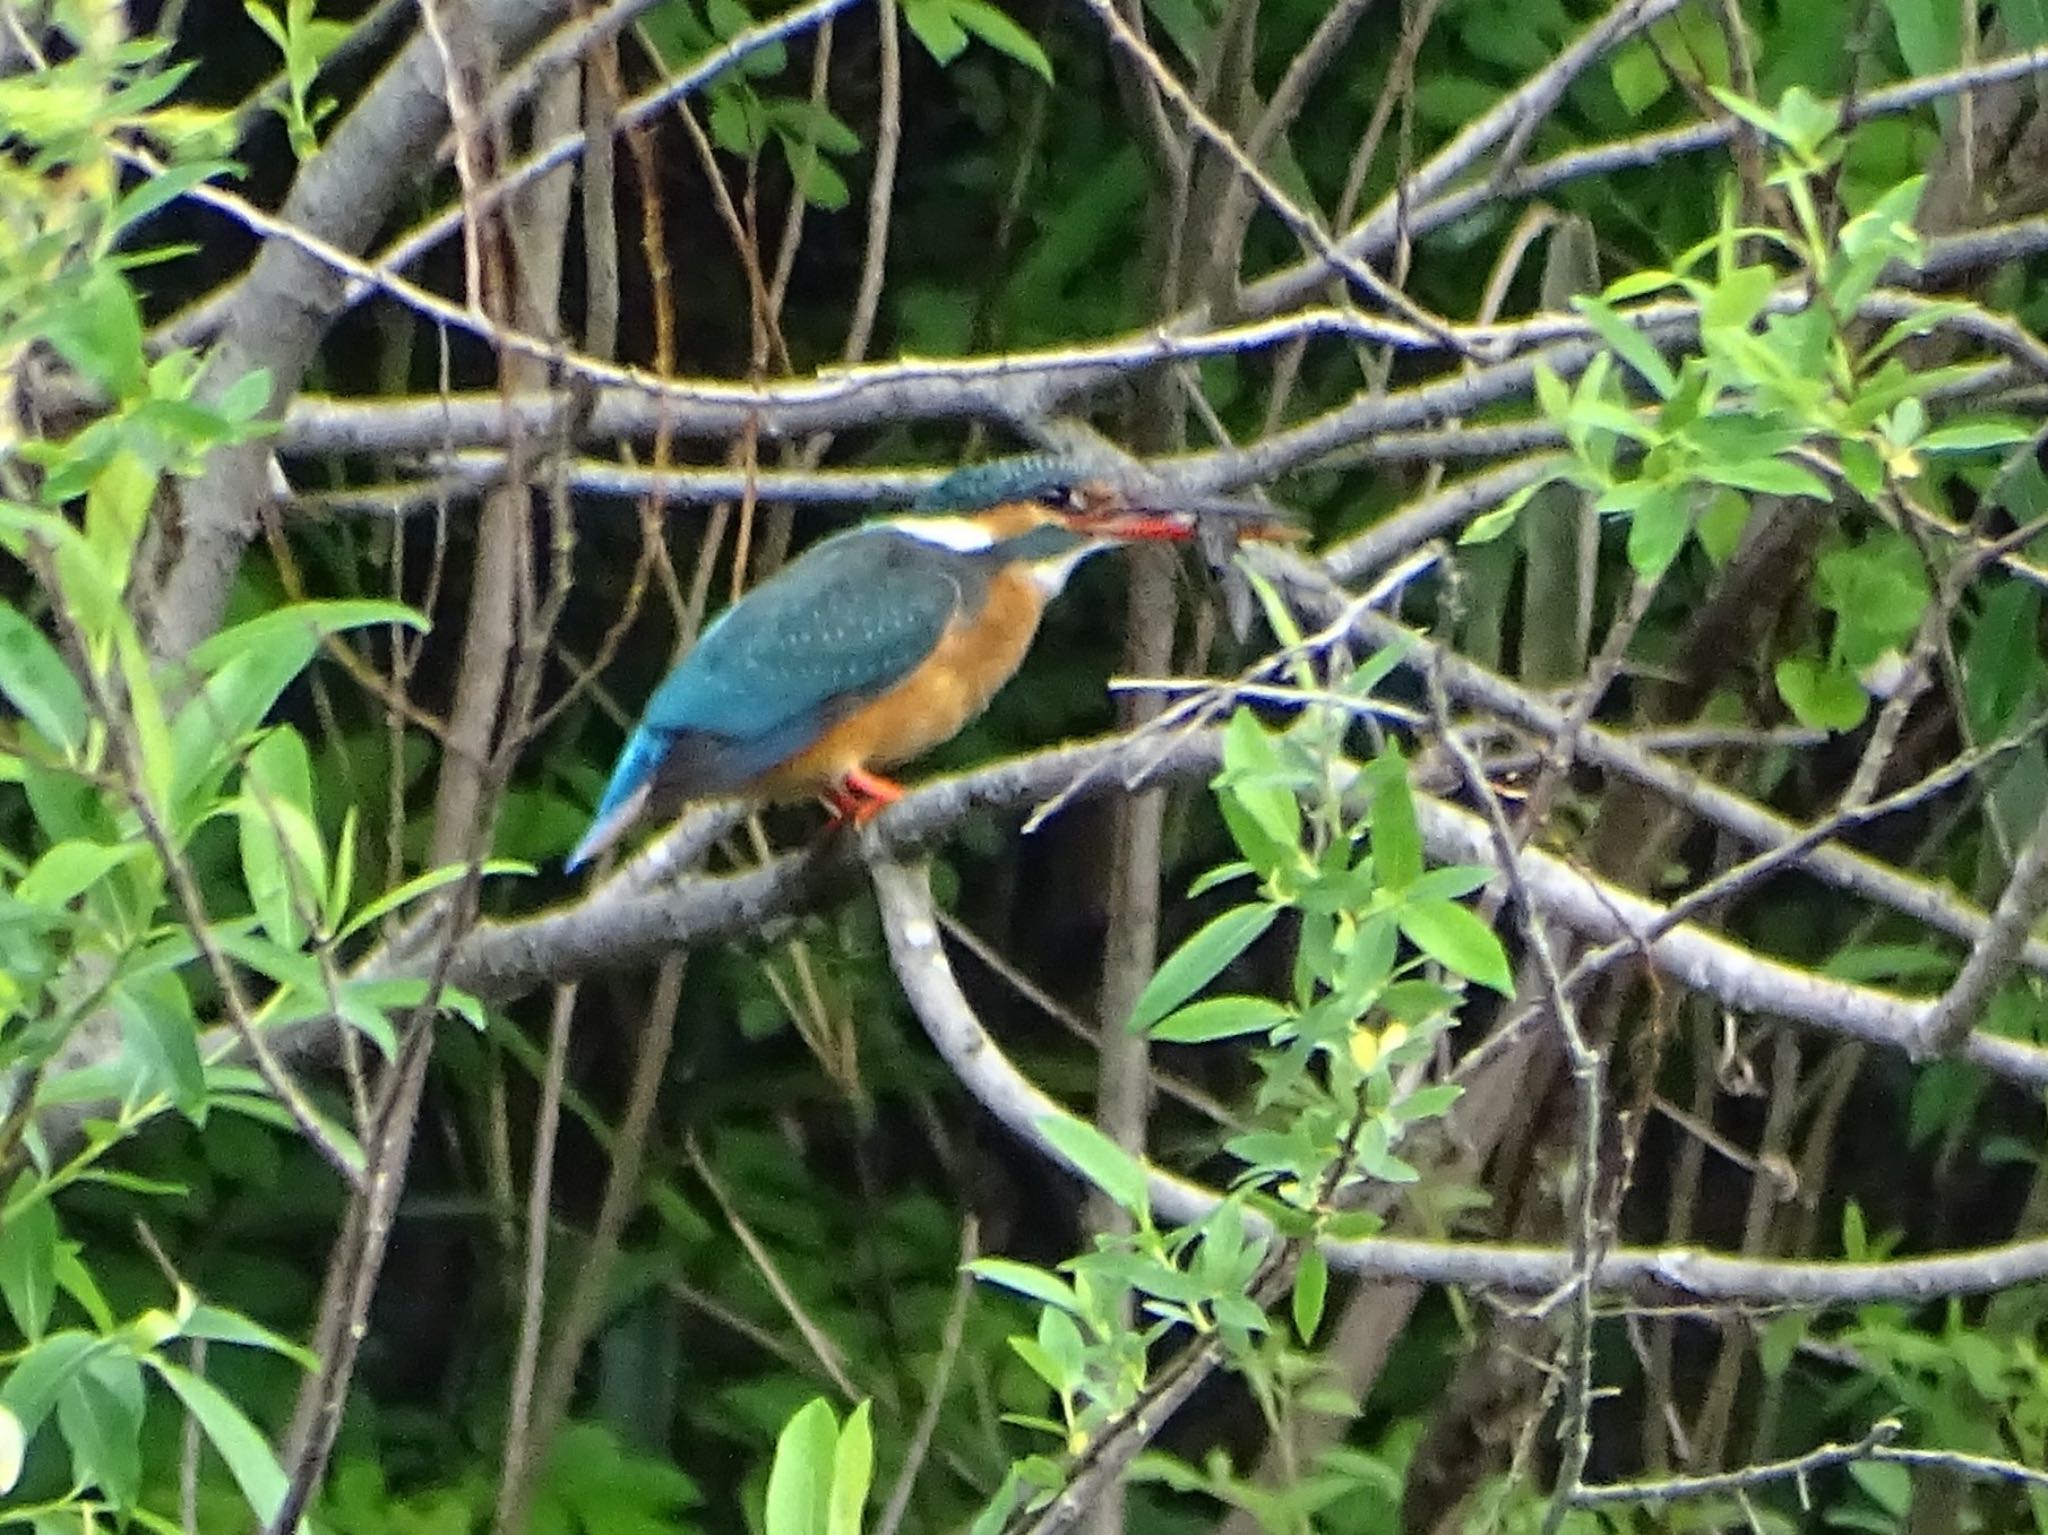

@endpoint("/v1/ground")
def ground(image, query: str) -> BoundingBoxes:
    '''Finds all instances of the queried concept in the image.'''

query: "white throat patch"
[1030,541,1111,595]
[887,515,996,551]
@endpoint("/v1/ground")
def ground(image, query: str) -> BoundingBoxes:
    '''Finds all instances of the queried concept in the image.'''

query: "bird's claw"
[820,768,905,829]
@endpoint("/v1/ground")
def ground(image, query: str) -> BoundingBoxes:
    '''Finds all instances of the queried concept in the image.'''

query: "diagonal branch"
[143,0,568,660]
[1916,796,2048,1055]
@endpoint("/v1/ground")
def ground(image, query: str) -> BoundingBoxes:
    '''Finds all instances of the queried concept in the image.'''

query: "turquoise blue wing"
[567,528,962,869]
[645,527,963,743]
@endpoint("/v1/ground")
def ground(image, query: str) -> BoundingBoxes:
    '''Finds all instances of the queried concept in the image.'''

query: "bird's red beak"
[1068,492,1304,545]
[1070,509,1200,541]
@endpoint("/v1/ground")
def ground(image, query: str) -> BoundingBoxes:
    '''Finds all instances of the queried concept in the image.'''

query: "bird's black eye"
[1035,482,1088,514]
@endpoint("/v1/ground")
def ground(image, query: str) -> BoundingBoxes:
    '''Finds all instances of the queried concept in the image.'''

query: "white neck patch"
[1030,541,1111,595]
[886,515,995,551]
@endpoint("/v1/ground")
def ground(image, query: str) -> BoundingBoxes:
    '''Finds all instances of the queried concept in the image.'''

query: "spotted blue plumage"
[914,456,1079,513]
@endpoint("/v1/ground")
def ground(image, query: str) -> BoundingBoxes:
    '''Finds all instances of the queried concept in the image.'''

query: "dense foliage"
[6,0,2048,1531]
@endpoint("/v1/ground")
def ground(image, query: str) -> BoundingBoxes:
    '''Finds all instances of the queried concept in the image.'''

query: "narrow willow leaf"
[1573,295,1677,398]
[1919,420,2035,453]
[0,1330,99,1437]
[1397,900,1513,993]
[178,1305,318,1370]
[1037,1114,1150,1219]
[828,1401,873,1535]
[765,1399,837,1535]
[0,1191,56,1339]
[1292,1247,1327,1343]
[55,1354,143,1507]
[17,839,142,910]
[1125,904,1279,1034]
[112,626,173,820]
[950,0,1053,79]
[966,1258,1080,1313]
[150,1360,289,1527]
[0,606,86,755]
[1149,995,1288,1044]
[1367,749,1422,889]
[902,0,967,61]
[337,859,530,940]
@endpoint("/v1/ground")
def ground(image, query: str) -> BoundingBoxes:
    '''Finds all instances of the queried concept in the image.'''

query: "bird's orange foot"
[820,767,905,828]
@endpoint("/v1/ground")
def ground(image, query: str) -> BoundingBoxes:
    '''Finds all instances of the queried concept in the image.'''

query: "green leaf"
[1186,861,1253,898]
[1775,656,1869,731]
[1036,1114,1150,1219]
[1572,295,1677,399]
[336,858,529,940]
[1396,1070,1462,1110]
[175,601,421,809]
[1291,1247,1327,1343]
[1698,264,1776,333]
[237,725,323,948]
[1460,475,1553,545]
[1219,711,1301,852]
[115,980,207,1121]
[216,366,276,425]
[149,1359,289,1526]
[709,89,767,153]
[112,624,174,819]
[1624,482,1691,578]
[0,1190,57,1339]
[1149,995,1289,1044]
[55,1353,143,1506]
[1880,0,1957,81]
[0,604,86,755]
[44,267,146,399]
[1007,1340,1067,1398]
[765,1399,837,1535]
[783,141,850,210]
[828,1400,873,1535]
[1367,749,1422,889]
[51,1248,112,1333]
[1402,866,1490,904]
[1696,487,1750,564]
[948,0,1053,80]
[1919,420,2036,454]
[1774,87,1842,160]
[1705,457,1827,498]
[186,600,421,679]
[1397,900,1512,993]
[0,1330,99,1437]
[17,838,145,910]
[1125,903,1279,1034]
[326,805,358,935]
[178,1304,318,1370]
[764,98,861,155]
[1607,38,1667,116]
[902,0,968,62]
[703,0,750,37]
[966,1258,1079,1312]
[83,451,156,597]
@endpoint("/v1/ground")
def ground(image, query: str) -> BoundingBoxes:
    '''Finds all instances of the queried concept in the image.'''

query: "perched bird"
[566,458,1280,871]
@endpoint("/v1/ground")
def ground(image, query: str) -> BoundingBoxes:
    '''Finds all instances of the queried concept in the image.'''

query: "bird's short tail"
[566,726,668,872]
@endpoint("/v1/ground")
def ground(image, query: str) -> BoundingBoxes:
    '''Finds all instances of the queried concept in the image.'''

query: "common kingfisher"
[566,458,1278,871]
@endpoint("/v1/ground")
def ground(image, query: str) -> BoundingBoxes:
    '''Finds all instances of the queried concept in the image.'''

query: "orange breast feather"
[757,566,1049,797]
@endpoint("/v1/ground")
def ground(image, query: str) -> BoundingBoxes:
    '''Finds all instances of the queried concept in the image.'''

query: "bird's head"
[900,457,1295,592]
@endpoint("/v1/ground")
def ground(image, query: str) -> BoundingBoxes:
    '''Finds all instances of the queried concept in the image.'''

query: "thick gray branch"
[870,855,2048,1304]
[144,0,567,659]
